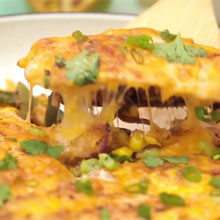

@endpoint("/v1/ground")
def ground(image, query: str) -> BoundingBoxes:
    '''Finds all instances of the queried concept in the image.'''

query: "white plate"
[0,13,135,89]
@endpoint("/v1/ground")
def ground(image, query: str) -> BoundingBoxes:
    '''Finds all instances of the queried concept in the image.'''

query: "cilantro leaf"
[75,178,94,195]
[126,35,154,50]
[210,177,220,189]
[160,192,185,207]
[20,140,64,158]
[162,156,188,164]
[46,145,64,158]
[0,154,18,170]
[100,208,110,220]
[65,49,99,86]
[20,140,47,155]
[143,155,164,168]
[153,34,207,64]
[137,204,151,219]
[72,30,88,42]
[161,29,176,42]
[0,183,11,206]
[185,45,207,58]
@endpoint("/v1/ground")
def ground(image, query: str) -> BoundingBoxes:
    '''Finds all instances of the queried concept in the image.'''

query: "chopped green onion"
[80,158,101,174]
[72,30,88,42]
[130,48,144,64]
[29,127,46,137]
[55,55,65,68]
[162,156,188,164]
[160,192,185,207]
[100,208,110,220]
[0,154,18,170]
[198,141,214,156]
[75,178,94,195]
[109,154,133,163]
[182,165,201,182]
[99,154,118,170]
[124,179,148,194]
[210,177,220,189]
[137,204,151,219]
[0,183,11,206]
[143,155,164,168]
[126,35,154,50]
[213,154,220,160]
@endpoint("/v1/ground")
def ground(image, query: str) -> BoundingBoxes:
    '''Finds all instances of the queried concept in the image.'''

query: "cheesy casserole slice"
[0,28,219,219]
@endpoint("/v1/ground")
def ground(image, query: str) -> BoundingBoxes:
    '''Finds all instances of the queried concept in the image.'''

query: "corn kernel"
[112,147,133,157]
[129,130,145,152]
[144,135,161,146]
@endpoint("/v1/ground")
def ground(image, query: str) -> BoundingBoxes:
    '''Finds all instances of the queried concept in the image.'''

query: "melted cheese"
[17,28,220,159]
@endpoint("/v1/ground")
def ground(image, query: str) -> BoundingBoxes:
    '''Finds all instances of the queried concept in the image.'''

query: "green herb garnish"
[72,30,88,42]
[210,177,220,189]
[213,154,220,160]
[80,158,101,174]
[0,183,11,206]
[124,179,148,194]
[143,155,164,168]
[130,48,144,64]
[153,34,207,64]
[110,154,133,163]
[20,140,47,155]
[0,154,18,170]
[55,55,65,68]
[182,165,201,182]
[20,140,64,158]
[46,145,64,158]
[195,107,220,123]
[162,156,188,164]
[99,154,118,170]
[137,204,151,219]
[126,35,154,50]
[29,127,46,137]
[75,178,94,195]
[160,192,185,207]
[198,141,213,156]
[100,208,110,220]
[161,29,176,42]
[136,148,159,159]
[65,49,99,86]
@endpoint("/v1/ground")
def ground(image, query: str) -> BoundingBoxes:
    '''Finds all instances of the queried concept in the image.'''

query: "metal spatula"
[127,0,220,48]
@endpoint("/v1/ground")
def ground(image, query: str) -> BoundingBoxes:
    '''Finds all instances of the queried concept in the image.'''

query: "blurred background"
[0,0,220,24]
[0,0,157,15]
